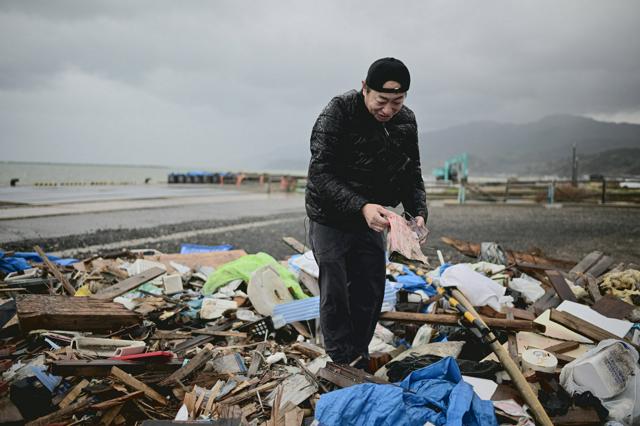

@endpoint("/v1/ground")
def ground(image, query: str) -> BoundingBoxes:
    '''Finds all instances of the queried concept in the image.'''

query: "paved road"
[2,186,638,265]
[0,188,304,242]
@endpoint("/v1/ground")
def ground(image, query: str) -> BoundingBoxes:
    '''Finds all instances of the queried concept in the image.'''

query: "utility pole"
[571,144,578,187]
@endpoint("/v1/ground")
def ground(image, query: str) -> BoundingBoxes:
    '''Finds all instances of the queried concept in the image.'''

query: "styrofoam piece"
[163,274,184,295]
[534,310,593,344]
[247,265,294,316]
[236,309,261,322]
[200,298,238,320]
[266,352,287,365]
[71,337,146,357]
[522,348,558,373]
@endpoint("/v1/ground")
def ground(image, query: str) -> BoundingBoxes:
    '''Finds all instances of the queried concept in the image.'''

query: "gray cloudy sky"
[1,1,639,170]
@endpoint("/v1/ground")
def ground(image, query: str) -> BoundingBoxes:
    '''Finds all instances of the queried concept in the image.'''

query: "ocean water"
[0,162,170,186]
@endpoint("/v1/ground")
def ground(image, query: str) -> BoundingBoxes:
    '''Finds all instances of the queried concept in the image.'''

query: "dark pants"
[308,220,386,363]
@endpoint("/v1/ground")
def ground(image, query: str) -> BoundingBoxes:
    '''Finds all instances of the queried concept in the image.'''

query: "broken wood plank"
[16,294,141,333]
[284,406,305,426]
[506,311,520,369]
[544,341,579,354]
[110,366,168,406]
[91,390,144,410]
[546,270,577,302]
[533,288,561,316]
[58,378,89,409]
[100,404,123,426]
[33,245,76,296]
[218,380,278,406]
[291,341,325,359]
[247,342,267,377]
[144,250,247,273]
[192,329,248,339]
[441,236,576,270]
[203,380,224,417]
[379,311,545,332]
[570,251,604,275]
[51,359,182,377]
[26,397,93,426]
[584,273,602,302]
[299,270,320,297]
[592,294,635,320]
[586,255,615,278]
[91,267,165,301]
[159,347,213,386]
[282,237,308,254]
[549,309,624,344]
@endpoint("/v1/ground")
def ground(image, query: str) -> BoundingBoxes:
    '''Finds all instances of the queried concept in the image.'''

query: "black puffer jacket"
[306,90,427,231]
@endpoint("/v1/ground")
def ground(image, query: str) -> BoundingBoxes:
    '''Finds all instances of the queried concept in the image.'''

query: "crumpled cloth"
[202,252,307,299]
[440,264,513,312]
[315,357,498,426]
[387,213,429,265]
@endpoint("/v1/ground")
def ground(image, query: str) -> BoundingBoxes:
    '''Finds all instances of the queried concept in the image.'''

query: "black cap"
[365,57,410,93]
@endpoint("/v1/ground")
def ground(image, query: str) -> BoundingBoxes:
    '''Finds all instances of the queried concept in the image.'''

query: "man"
[305,57,427,366]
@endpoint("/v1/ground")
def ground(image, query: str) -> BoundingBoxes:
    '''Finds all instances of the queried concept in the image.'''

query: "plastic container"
[572,342,636,399]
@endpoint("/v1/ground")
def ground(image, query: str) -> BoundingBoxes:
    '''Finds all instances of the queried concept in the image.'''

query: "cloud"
[1,0,639,168]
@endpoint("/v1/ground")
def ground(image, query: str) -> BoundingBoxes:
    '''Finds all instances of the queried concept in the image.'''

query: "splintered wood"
[15,294,141,332]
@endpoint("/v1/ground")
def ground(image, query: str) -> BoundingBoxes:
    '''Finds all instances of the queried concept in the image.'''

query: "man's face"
[362,80,406,122]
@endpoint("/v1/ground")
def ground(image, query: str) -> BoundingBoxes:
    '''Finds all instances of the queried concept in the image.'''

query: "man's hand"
[361,203,391,232]
[410,215,428,244]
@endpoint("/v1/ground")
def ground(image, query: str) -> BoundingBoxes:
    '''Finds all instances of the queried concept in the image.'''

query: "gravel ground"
[3,204,639,264]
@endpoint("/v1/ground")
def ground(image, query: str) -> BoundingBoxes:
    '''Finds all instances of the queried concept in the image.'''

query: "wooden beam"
[570,251,604,275]
[584,273,602,302]
[159,347,213,386]
[544,341,579,354]
[26,398,93,426]
[506,311,520,369]
[110,366,168,406]
[192,329,248,339]
[379,311,544,332]
[16,294,141,333]
[218,381,278,406]
[91,391,144,410]
[282,237,308,254]
[549,309,620,343]
[51,359,182,377]
[546,270,577,302]
[58,379,89,409]
[33,245,76,296]
[91,267,165,301]
[592,295,635,320]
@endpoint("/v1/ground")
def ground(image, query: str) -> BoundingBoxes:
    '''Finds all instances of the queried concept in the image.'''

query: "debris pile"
[0,234,638,425]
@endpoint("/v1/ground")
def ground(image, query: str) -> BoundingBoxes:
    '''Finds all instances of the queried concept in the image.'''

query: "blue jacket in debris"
[315,357,498,426]
[305,90,427,231]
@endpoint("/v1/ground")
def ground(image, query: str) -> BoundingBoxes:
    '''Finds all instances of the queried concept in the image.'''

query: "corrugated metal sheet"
[272,281,397,327]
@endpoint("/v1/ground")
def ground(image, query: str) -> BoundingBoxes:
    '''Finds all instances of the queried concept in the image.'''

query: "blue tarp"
[394,266,437,296]
[315,357,498,426]
[179,243,233,254]
[0,251,78,274]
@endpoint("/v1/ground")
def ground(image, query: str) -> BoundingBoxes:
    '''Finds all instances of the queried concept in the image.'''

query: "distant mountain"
[420,114,640,176]
[264,114,640,177]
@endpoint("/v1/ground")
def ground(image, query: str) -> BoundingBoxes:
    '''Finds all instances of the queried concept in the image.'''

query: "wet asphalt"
[2,201,638,265]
